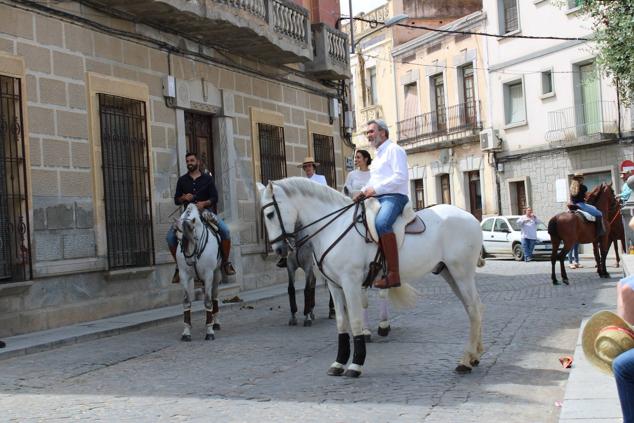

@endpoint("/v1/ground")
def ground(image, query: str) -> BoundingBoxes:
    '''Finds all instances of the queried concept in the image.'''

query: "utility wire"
[349,16,591,42]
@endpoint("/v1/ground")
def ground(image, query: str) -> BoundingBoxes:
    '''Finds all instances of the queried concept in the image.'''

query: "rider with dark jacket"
[570,173,606,237]
[166,152,236,283]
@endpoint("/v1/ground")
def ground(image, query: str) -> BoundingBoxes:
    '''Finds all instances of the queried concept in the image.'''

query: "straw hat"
[582,310,634,374]
[298,156,320,168]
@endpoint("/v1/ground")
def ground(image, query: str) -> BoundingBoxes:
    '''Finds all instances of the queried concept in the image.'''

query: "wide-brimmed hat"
[572,172,584,180]
[297,156,320,168]
[582,310,634,374]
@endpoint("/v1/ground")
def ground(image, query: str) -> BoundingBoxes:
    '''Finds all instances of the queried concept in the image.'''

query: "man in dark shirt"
[166,152,236,283]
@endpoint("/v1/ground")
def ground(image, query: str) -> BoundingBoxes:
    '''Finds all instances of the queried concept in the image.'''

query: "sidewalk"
[0,282,291,361]
[558,255,631,423]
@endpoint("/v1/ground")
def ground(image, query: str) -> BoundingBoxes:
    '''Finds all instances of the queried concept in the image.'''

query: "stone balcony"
[304,23,351,80]
[82,0,312,64]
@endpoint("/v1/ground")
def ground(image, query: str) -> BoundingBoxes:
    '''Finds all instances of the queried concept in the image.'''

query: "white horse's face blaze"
[257,182,297,257]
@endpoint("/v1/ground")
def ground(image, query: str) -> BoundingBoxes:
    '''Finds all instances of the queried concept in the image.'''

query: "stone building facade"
[0,0,351,336]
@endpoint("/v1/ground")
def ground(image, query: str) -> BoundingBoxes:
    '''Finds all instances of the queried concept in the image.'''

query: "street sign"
[345,156,354,172]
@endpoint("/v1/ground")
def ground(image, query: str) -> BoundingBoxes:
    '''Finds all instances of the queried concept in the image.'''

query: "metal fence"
[98,94,154,269]
[545,101,618,144]
[258,123,287,185]
[397,101,480,146]
[312,134,336,187]
[0,75,31,283]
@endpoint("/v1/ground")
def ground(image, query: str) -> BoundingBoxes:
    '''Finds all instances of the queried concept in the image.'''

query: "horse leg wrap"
[212,300,219,315]
[184,309,192,326]
[205,310,214,325]
[352,335,367,366]
[336,333,351,364]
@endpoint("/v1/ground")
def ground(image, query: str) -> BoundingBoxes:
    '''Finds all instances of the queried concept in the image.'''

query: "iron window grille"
[98,94,154,269]
[312,134,336,188]
[0,75,31,283]
[258,123,287,185]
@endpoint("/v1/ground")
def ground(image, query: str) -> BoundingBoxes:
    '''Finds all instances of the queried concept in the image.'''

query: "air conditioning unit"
[479,128,502,151]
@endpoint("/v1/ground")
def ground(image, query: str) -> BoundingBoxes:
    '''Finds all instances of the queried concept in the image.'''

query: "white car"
[480,215,552,261]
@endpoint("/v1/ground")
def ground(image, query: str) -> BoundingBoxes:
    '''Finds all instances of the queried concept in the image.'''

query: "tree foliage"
[581,0,634,105]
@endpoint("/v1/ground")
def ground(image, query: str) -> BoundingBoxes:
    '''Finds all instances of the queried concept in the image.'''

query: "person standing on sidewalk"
[517,207,542,262]
[583,311,634,423]
[567,243,582,269]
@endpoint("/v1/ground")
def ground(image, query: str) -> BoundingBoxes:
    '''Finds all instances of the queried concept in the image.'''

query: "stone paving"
[0,259,619,422]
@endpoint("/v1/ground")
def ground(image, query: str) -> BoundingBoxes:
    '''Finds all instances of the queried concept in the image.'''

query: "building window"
[501,0,519,34]
[413,179,425,210]
[432,74,446,131]
[312,133,336,188]
[0,75,31,282]
[440,174,451,204]
[257,123,287,185]
[461,65,476,126]
[98,93,154,269]
[541,70,554,96]
[503,80,526,125]
[367,67,378,105]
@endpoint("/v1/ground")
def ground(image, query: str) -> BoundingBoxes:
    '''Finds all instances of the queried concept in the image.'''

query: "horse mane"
[586,183,615,208]
[274,177,352,207]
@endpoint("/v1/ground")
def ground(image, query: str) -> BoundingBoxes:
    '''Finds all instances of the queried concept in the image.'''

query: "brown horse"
[548,183,615,285]
[608,202,626,267]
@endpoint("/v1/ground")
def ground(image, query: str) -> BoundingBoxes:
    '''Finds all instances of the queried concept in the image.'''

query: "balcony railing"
[545,101,619,144]
[82,0,312,64]
[304,23,351,80]
[397,101,481,147]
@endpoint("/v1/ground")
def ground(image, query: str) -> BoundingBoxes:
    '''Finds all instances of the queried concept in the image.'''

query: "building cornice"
[392,11,486,58]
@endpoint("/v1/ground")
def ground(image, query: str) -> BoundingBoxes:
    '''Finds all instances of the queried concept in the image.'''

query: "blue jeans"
[166,209,230,250]
[567,243,579,264]
[575,201,603,218]
[521,238,536,261]
[613,348,634,423]
[375,194,409,236]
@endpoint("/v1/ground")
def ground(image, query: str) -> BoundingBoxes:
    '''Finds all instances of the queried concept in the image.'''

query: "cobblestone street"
[0,260,619,422]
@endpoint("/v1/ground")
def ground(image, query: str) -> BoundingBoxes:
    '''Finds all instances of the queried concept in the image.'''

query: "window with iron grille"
[413,179,425,210]
[258,123,287,185]
[0,75,31,283]
[98,94,154,269]
[312,134,336,188]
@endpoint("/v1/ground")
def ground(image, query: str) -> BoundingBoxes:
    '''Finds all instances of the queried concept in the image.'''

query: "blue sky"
[340,0,387,17]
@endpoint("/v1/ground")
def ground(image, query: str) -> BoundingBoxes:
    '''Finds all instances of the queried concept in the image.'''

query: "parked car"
[480,215,552,261]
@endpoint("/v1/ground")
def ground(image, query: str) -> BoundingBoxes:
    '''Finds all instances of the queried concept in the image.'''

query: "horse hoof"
[552,280,561,286]
[327,367,345,376]
[310,312,315,320]
[344,369,361,378]
[205,333,215,341]
[470,359,480,367]
[377,325,391,337]
[328,309,336,320]
[303,319,312,327]
[181,335,191,342]
[455,364,472,374]
[212,323,221,330]
[562,279,569,286]
[364,334,372,343]
[288,318,297,326]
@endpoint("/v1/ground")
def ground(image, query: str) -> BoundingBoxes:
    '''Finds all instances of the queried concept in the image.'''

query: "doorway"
[185,111,215,177]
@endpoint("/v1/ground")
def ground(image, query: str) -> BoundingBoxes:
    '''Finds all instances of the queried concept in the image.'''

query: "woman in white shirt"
[344,149,372,197]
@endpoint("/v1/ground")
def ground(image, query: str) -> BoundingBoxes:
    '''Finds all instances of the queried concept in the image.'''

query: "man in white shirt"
[353,119,409,289]
[299,156,328,185]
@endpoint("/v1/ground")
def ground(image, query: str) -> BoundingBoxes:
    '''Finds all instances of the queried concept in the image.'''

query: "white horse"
[258,178,485,377]
[175,204,223,341]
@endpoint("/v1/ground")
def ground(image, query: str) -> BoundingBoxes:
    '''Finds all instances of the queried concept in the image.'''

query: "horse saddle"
[363,198,426,248]
[567,203,596,222]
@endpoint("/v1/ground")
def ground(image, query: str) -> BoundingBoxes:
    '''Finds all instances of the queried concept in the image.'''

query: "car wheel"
[512,243,524,261]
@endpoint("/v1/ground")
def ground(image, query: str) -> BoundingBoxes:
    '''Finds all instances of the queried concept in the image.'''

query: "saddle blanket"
[364,198,425,247]
[574,210,596,222]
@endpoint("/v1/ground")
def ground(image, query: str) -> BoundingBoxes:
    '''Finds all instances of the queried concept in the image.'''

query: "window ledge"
[0,281,33,297]
[533,0,547,4]
[566,6,582,15]
[498,29,521,42]
[504,120,528,130]
[105,266,155,281]
[540,92,556,100]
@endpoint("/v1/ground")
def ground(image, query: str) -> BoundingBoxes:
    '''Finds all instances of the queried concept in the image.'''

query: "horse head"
[586,182,617,213]
[180,204,203,256]
[257,181,299,258]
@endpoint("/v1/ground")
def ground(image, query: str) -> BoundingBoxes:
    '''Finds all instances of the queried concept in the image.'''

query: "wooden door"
[441,174,451,204]
[468,171,483,220]
[185,112,215,177]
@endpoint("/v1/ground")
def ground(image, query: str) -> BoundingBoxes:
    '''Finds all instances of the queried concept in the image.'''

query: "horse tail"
[548,216,558,237]
[477,256,486,268]
[388,283,419,309]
